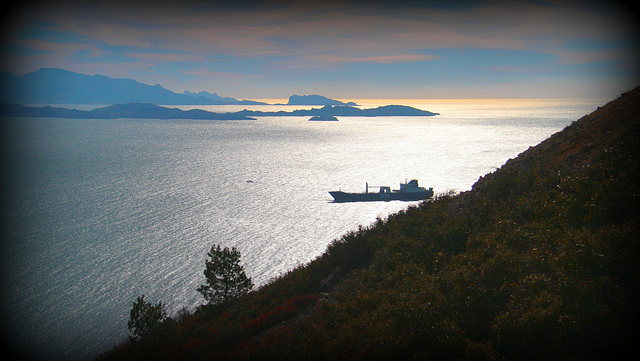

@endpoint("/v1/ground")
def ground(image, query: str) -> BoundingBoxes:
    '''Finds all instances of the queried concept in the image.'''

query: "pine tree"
[197,244,253,306]
[127,295,167,341]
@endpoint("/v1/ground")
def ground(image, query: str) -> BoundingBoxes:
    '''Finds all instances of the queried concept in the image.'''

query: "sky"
[1,0,638,99]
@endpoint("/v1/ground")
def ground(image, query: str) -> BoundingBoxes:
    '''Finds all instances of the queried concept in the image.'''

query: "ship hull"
[329,190,433,202]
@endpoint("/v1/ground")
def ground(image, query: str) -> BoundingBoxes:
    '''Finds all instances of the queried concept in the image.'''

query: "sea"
[0,98,604,360]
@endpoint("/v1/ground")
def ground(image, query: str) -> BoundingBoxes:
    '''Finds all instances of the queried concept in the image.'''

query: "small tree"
[197,244,253,306]
[127,295,167,341]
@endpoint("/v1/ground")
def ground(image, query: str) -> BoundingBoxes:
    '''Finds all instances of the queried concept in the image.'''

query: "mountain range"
[0,68,354,106]
[286,94,358,106]
[0,103,255,120]
[0,102,438,120]
[182,90,267,105]
[235,104,438,117]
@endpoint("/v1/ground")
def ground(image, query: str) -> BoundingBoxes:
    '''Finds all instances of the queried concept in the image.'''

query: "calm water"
[0,99,602,360]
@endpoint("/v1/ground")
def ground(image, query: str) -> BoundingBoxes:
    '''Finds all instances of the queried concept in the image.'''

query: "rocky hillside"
[98,88,639,361]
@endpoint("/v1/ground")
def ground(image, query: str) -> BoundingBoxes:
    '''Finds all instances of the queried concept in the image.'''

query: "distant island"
[236,104,438,117]
[0,103,255,120]
[1,103,438,120]
[0,68,440,119]
[287,94,358,106]
[309,115,339,121]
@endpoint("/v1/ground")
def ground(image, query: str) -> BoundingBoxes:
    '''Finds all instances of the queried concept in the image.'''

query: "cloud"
[11,37,95,56]
[127,52,203,62]
[277,53,439,69]
[180,68,259,80]
[2,0,637,98]
[14,0,634,63]
[343,54,440,64]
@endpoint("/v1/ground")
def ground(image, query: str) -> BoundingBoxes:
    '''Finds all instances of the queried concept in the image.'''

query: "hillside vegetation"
[99,88,639,361]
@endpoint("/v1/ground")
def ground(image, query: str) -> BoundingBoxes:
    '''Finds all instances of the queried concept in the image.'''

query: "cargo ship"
[329,179,433,202]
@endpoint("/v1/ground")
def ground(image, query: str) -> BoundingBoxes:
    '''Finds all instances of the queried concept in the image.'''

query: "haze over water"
[0,98,603,360]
